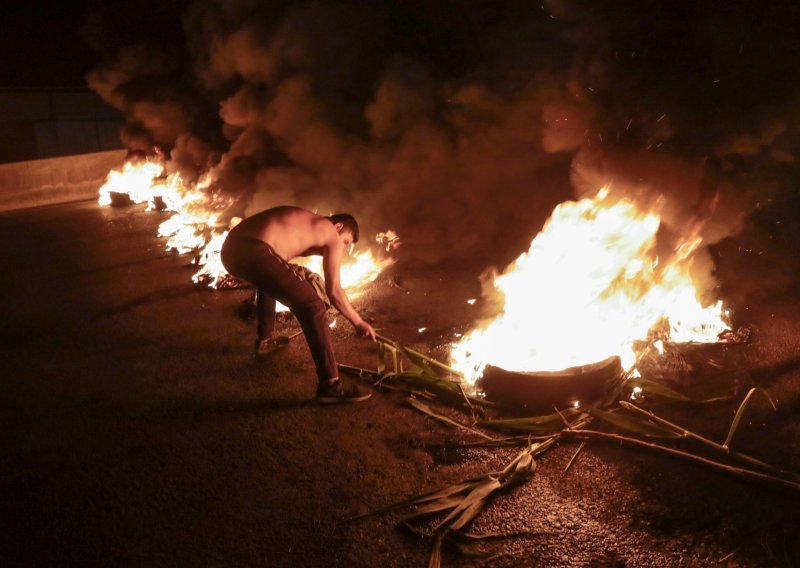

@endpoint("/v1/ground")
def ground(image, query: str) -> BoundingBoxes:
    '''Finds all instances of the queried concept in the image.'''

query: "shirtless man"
[221,206,375,403]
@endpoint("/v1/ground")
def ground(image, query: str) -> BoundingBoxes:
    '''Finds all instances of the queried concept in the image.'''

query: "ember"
[451,187,730,385]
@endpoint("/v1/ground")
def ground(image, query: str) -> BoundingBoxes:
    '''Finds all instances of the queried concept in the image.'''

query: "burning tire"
[479,355,623,410]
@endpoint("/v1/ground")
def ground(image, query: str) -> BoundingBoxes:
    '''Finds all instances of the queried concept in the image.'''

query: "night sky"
[0,0,187,87]
[1,2,92,87]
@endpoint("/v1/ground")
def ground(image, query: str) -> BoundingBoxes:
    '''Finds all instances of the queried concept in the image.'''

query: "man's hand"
[354,320,376,341]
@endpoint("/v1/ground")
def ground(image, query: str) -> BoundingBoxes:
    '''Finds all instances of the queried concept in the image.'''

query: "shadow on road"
[76,254,174,275]
[93,285,197,320]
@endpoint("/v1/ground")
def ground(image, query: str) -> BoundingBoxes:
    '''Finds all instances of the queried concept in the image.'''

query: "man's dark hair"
[327,213,359,243]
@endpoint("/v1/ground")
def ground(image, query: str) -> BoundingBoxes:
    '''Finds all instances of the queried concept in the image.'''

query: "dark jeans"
[221,235,337,382]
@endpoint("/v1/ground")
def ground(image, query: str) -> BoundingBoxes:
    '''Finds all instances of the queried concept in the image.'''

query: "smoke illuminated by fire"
[97,158,394,294]
[450,188,729,384]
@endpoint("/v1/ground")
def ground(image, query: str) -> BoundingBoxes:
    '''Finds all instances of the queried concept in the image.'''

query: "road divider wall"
[0,149,125,213]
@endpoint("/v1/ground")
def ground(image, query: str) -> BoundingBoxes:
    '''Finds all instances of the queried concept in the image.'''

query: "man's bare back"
[220,205,375,402]
[226,206,375,341]
[229,206,334,261]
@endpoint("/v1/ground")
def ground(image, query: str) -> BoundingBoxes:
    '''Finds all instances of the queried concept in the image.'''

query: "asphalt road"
[1,200,799,567]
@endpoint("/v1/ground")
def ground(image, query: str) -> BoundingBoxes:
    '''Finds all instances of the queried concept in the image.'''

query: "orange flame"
[450,188,729,384]
[98,158,167,208]
[98,159,395,292]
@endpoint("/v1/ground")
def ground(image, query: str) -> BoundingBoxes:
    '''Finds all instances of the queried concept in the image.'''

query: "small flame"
[450,188,729,384]
[191,230,231,288]
[376,230,402,251]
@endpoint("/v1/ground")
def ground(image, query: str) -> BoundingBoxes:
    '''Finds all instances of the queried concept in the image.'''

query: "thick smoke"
[84,0,800,269]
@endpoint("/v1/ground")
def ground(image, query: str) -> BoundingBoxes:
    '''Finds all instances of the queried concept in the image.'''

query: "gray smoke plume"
[84,0,800,271]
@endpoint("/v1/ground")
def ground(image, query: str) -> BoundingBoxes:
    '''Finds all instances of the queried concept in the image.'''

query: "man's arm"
[321,230,376,340]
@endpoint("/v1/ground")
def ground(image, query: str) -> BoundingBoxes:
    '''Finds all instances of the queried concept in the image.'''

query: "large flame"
[450,188,729,384]
[98,157,394,293]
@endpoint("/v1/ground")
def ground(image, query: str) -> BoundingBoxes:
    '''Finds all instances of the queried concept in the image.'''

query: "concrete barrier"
[0,149,126,213]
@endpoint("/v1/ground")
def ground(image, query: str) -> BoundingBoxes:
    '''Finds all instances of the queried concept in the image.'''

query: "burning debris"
[450,187,730,387]
[98,146,738,409]
[345,189,739,407]
[97,155,396,297]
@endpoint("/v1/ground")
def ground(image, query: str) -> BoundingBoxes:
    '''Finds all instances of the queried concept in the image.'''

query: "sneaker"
[254,336,290,355]
[316,380,372,404]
